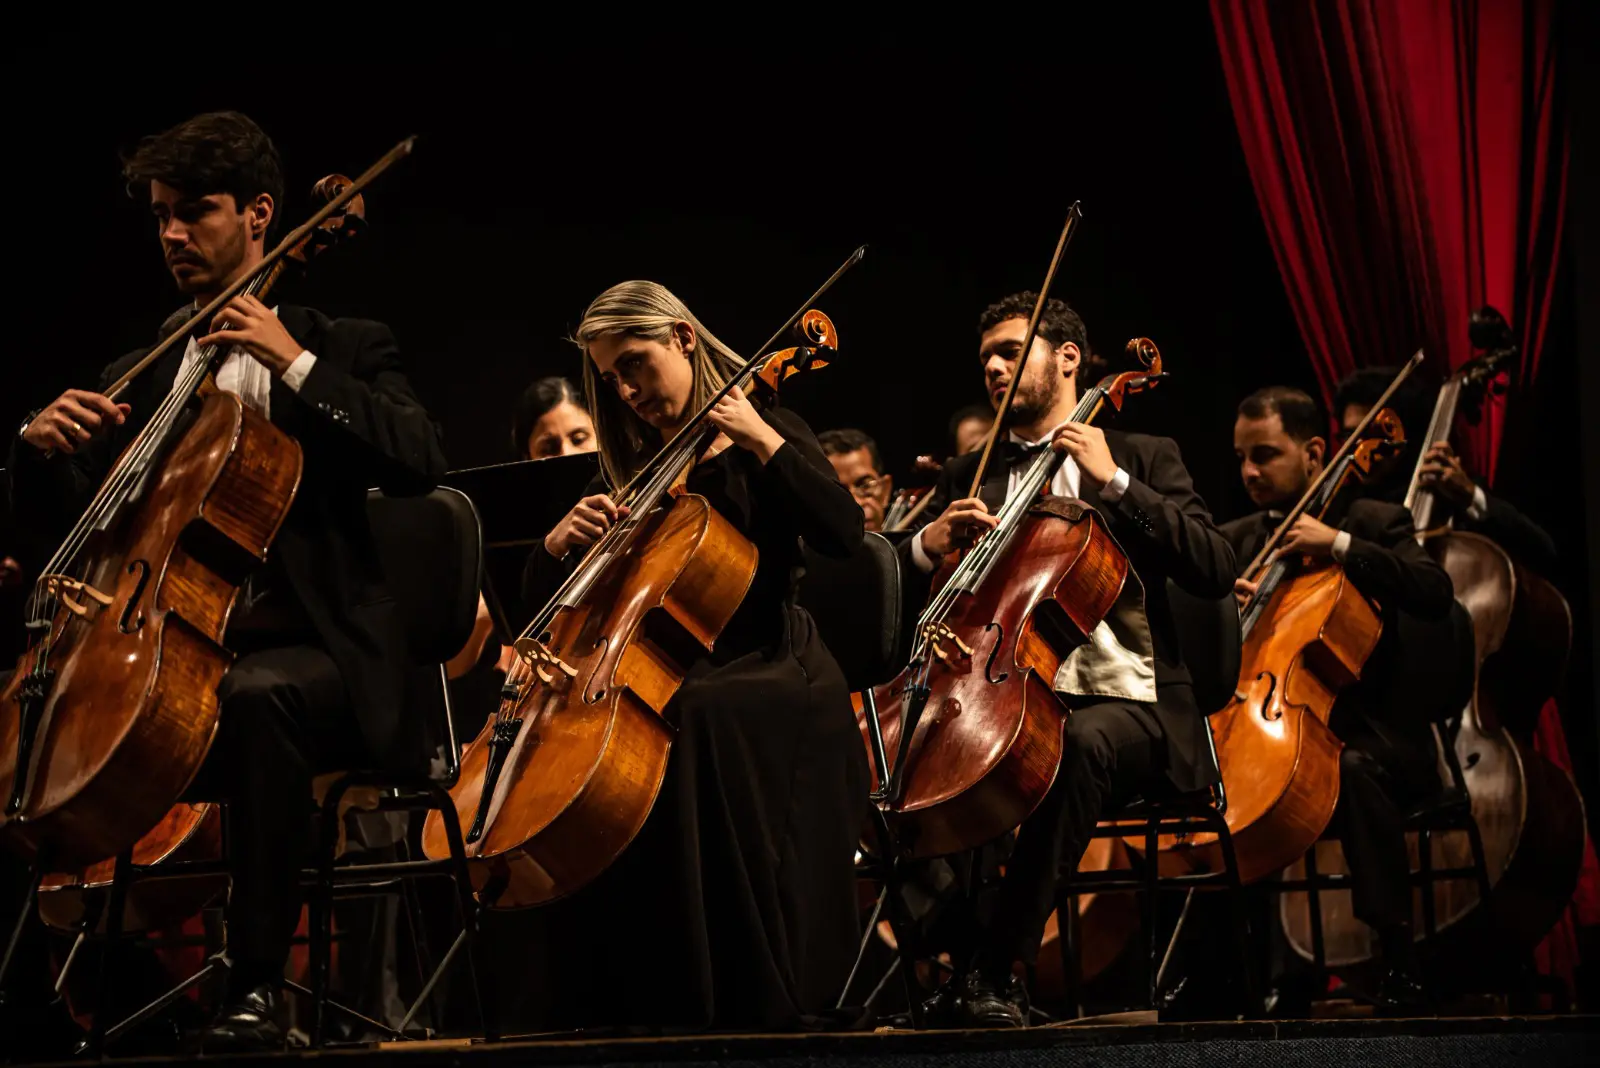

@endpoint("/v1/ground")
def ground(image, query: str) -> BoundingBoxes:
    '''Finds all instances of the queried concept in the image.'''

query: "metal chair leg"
[0,859,42,995]
[86,849,134,1057]
[1418,828,1437,940]
[429,783,498,1042]
[1303,843,1326,999]
[1214,817,1258,1018]
[1142,818,1159,1008]
[310,782,349,1048]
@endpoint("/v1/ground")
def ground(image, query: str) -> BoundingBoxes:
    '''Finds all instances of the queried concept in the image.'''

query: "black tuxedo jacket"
[7,305,447,767]
[1219,498,1455,791]
[900,430,1236,792]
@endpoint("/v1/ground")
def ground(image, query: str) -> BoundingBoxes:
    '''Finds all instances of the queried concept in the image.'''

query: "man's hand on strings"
[1233,577,1260,609]
[1417,441,1477,509]
[921,498,999,558]
[1051,422,1118,488]
[1278,515,1340,559]
[545,493,629,558]
[21,390,129,454]
[197,294,304,376]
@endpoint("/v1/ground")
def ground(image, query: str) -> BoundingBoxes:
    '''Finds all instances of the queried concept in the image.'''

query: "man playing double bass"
[902,292,1237,1026]
[1225,386,1454,1010]
[6,112,445,1051]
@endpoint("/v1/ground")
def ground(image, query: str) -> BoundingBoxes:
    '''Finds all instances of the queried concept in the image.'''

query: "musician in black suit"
[1334,368,1557,572]
[7,112,444,1051]
[1225,386,1454,1010]
[900,293,1236,1026]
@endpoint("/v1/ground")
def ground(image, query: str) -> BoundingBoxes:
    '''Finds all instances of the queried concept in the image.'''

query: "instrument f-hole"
[983,622,1009,683]
[119,560,151,633]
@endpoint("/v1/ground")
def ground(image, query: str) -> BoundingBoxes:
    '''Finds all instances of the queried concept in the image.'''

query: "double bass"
[1154,359,1418,884]
[1281,309,1587,969]
[0,142,412,872]
[423,253,862,907]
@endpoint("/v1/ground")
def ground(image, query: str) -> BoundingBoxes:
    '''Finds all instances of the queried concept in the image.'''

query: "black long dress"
[515,405,869,1032]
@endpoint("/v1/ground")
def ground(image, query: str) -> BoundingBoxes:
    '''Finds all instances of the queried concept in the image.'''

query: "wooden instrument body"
[38,802,223,932]
[423,492,758,907]
[1281,532,1587,966]
[0,392,301,868]
[870,498,1128,859]
[1166,563,1381,884]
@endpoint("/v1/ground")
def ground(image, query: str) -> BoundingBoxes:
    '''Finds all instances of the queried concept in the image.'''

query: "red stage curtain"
[1210,0,1566,484]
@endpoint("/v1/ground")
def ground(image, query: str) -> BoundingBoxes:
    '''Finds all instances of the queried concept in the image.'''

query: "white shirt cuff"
[1331,530,1353,563]
[1100,467,1131,503]
[910,528,941,574]
[281,350,317,392]
[1466,485,1488,521]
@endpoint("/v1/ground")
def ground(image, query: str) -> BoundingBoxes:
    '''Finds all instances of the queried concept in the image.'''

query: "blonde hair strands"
[574,281,744,490]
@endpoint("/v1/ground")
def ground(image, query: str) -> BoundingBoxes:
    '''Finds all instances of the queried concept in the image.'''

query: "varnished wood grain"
[0,392,301,868]
[865,500,1129,860]
[422,493,759,906]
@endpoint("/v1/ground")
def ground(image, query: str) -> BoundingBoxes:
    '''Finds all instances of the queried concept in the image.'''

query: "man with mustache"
[1222,385,1453,1011]
[6,112,445,1051]
[897,292,1236,1026]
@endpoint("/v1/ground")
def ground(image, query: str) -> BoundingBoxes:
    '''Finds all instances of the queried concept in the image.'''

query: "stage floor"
[23,1014,1592,1068]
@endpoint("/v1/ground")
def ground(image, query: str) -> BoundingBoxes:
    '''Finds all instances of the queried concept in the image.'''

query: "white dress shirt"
[910,429,1131,573]
[174,305,316,416]
[908,428,1155,703]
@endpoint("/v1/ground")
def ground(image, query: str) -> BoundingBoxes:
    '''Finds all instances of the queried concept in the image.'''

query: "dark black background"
[2,12,1593,807]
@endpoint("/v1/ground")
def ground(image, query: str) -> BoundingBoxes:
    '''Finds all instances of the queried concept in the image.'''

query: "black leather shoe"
[955,971,1027,1029]
[918,980,961,1028]
[1373,967,1430,1016]
[197,982,284,1053]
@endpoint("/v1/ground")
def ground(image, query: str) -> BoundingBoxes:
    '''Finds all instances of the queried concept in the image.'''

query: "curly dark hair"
[979,291,1088,354]
[818,428,884,473]
[122,112,284,236]
[511,377,584,459]
[1332,366,1430,432]
[1237,386,1324,443]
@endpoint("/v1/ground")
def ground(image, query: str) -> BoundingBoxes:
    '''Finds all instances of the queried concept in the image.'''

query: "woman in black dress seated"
[522,280,868,1032]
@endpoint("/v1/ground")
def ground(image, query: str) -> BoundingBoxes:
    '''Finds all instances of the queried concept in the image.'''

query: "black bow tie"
[1000,440,1050,466]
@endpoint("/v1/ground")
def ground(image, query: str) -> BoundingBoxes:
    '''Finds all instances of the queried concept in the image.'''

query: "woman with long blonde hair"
[523,281,868,1031]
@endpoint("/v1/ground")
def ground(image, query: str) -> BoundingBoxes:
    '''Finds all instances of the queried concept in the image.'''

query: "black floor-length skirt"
[504,605,869,1033]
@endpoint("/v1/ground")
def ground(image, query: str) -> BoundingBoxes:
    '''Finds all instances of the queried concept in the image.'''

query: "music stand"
[441,454,600,641]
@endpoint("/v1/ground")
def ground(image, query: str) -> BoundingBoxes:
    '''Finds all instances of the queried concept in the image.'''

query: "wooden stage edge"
[26,1014,1594,1068]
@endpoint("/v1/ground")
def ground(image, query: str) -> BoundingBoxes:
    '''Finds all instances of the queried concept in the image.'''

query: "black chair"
[1050,579,1258,1019]
[1272,602,1492,995]
[795,533,926,1022]
[68,487,496,1052]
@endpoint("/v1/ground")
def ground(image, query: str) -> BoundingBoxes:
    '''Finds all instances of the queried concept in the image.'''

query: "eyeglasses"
[847,476,885,500]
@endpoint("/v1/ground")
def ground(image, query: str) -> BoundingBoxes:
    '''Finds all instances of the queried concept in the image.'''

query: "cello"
[29,171,386,935]
[869,336,1165,859]
[1280,309,1587,970]
[1154,360,1418,885]
[0,141,412,872]
[422,252,863,907]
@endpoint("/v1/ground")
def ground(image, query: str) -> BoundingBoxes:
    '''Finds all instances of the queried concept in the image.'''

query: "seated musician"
[903,292,1236,1026]
[819,427,893,532]
[519,281,868,1030]
[948,403,995,457]
[511,375,597,460]
[1225,386,1454,1010]
[1334,368,1556,572]
[444,376,598,684]
[6,112,445,1051]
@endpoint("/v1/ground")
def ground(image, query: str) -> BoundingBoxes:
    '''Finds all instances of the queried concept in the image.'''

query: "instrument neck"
[1405,377,1463,537]
[1240,453,1358,635]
